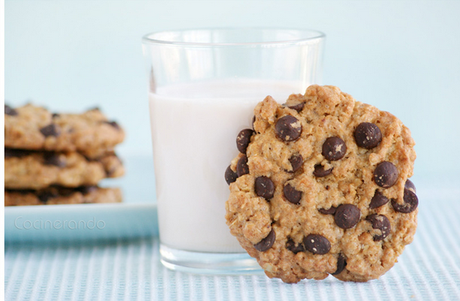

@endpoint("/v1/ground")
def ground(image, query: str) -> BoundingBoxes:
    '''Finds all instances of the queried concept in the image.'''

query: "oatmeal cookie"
[5,104,124,158]
[225,85,417,283]
[5,148,124,190]
[5,186,122,206]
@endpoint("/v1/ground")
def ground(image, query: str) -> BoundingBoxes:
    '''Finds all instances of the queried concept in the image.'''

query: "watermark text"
[14,216,106,230]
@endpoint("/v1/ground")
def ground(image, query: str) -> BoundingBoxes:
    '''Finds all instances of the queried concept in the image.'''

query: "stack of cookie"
[4,104,125,206]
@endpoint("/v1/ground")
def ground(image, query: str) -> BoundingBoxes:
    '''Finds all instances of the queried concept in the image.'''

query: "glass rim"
[142,27,325,47]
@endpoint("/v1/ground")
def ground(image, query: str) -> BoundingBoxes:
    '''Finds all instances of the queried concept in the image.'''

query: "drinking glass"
[142,28,325,274]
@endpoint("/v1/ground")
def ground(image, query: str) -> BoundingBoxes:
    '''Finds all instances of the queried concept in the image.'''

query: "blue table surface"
[5,172,460,301]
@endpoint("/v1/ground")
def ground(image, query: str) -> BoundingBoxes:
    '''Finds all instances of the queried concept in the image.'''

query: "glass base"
[160,243,263,275]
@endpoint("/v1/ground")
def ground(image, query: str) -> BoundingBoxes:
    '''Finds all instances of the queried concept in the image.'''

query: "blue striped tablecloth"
[5,177,460,301]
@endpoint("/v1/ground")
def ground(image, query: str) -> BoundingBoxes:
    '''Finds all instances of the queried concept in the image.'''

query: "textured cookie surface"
[5,104,124,158]
[5,148,124,189]
[5,186,122,206]
[225,85,418,283]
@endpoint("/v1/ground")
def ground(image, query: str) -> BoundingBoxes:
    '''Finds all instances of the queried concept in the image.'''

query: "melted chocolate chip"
[322,137,347,161]
[5,148,31,158]
[255,176,275,200]
[405,179,416,193]
[275,115,302,142]
[374,161,398,188]
[52,113,60,118]
[391,189,418,213]
[5,105,18,116]
[288,154,303,173]
[318,206,337,215]
[236,155,249,177]
[286,238,305,254]
[366,214,391,241]
[304,234,331,255]
[43,153,66,167]
[369,190,389,209]
[225,165,238,185]
[313,164,333,177]
[334,204,361,229]
[254,228,276,252]
[332,253,347,275]
[236,129,254,153]
[354,122,382,149]
[40,124,60,137]
[283,183,302,204]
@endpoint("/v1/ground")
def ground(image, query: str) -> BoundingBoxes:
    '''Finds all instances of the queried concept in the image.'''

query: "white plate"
[5,155,159,243]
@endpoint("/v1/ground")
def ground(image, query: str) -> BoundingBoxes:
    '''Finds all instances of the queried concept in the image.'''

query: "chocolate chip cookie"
[5,104,124,158]
[5,148,124,189]
[5,186,122,206]
[225,85,417,283]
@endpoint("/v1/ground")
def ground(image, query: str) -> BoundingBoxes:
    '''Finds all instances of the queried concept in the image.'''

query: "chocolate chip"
[332,253,347,275]
[87,106,100,111]
[40,124,60,137]
[58,187,75,196]
[318,206,336,215]
[103,121,121,130]
[374,161,398,188]
[392,189,418,213]
[369,190,389,209]
[366,214,391,241]
[304,234,331,255]
[37,190,58,203]
[236,155,249,177]
[288,154,303,173]
[322,137,347,161]
[334,204,361,229]
[6,189,34,195]
[52,113,60,118]
[225,165,238,185]
[106,167,118,177]
[77,186,98,195]
[255,176,275,200]
[275,115,302,142]
[236,129,254,153]
[254,228,276,252]
[43,153,66,167]
[354,122,382,149]
[286,102,305,112]
[5,105,18,116]
[286,238,305,254]
[313,164,333,177]
[5,148,31,158]
[405,179,416,193]
[283,184,302,204]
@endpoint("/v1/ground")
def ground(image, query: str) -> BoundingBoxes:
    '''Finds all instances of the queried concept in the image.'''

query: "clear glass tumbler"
[142,28,325,274]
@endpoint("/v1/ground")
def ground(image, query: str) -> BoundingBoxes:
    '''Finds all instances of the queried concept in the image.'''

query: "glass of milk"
[142,28,325,274]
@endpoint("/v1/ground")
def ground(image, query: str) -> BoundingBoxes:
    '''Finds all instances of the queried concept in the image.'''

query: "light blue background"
[5,0,460,177]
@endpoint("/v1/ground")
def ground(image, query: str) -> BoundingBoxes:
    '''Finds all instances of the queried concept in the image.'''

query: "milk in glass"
[149,79,302,252]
